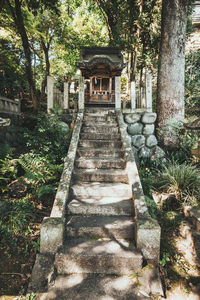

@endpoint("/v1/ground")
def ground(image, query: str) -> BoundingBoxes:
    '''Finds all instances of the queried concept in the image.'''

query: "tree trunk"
[41,39,50,97]
[9,0,39,111]
[156,0,188,146]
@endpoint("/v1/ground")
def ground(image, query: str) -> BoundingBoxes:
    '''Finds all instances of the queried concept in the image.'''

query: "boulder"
[139,146,152,159]
[127,123,143,136]
[58,121,70,134]
[146,135,157,148]
[132,135,145,148]
[141,112,157,124]
[143,124,155,135]
[124,113,141,124]
[152,146,165,159]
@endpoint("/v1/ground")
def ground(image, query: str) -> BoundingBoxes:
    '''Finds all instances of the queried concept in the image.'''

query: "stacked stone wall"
[124,112,165,160]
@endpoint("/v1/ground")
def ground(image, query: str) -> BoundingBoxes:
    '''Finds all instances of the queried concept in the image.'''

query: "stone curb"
[116,110,161,263]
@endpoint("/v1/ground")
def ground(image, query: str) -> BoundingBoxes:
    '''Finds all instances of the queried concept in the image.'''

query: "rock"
[146,135,157,148]
[132,135,145,148]
[132,146,140,168]
[141,113,157,124]
[127,123,143,136]
[139,146,152,159]
[58,121,70,134]
[143,124,155,135]
[152,146,165,159]
[124,113,141,124]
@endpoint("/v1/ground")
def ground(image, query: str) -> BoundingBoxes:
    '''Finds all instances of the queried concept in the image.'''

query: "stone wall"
[124,112,165,160]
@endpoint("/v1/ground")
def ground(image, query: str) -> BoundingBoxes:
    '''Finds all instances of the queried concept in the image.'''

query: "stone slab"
[67,197,135,216]
[124,113,141,124]
[35,273,152,300]
[75,157,125,169]
[127,123,143,135]
[55,238,143,275]
[82,126,119,134]
[40,217,65,254]
[65,215,135,239]
[79,139,122,148]
[70,182,133,199]
[80,132,120,140]
[141,113,157,124]
[77,147,124,158]
[73,168,129,183]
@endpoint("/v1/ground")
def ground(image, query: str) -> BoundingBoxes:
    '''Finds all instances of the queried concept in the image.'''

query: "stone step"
[82,120,117,127]
[77,148,124,158]
[80,132,120,140]
[82,126,119,134]
[79,139,122,149]
[65,216,135,239]
[83,115,116,122]
[73,169,128,183]
[67,197,134,216]
[70,182,132,199]
[75,157,125,169]
[55,238,143,275]
[42,273,151,300]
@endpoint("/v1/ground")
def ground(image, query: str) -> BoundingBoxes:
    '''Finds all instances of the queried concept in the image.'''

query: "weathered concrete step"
[83,115,116,122]
[82,126,119,134]
[82,120,117,126]
[55,238,143,275]
[79,139,122,148]
[77,148,124,158]
[70,182,132,199]
[65,215,135,239]
[42,273,152,300]
[73,169,128,183]
[75,157,125,169]
[80,132,120,140]
[67,197,134,216]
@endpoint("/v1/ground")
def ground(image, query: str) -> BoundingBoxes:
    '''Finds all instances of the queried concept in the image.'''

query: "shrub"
[154,162,200,208]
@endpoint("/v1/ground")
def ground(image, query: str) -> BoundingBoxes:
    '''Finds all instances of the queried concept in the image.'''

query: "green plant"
[37,184,56,201]
[0,155,17,194]
[160,252,170,266]
[154,161,200,208]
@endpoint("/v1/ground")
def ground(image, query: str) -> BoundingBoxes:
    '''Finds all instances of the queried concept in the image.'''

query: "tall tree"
[156,0,189,146]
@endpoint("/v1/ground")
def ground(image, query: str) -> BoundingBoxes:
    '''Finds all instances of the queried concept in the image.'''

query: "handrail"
[0,96,21,115]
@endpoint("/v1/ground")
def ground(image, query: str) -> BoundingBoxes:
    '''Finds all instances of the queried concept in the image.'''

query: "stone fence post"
[131,81,136,111]
[78,76,85,110]
[146,70,152,112]
[64,81,69,110]
[47,76,56,113]
[115,76,121,109]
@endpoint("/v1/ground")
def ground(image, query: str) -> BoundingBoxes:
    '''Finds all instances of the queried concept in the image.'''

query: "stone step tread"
[73,169,128,183]
[78,139,122,148]
[36,273,162,300]
[75,158,125,169]
[67,197,134,216]
[55,238,142,275]
[77,147,123,153]
[66,215,135,229]
[75,157,125,164]
[65,215,134,239]
[82,127,119,133]
[80,133,120,140]
[70,182,132,198]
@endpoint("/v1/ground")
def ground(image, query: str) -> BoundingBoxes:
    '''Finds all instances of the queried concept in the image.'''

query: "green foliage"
[185,51,200,117]
[160,252,170,267]
[24,112,70,164]
[154,162,200,208]
[145,196,157,219]
[0,197,35,253]
[0,155,17,194]
[37,184,56,202]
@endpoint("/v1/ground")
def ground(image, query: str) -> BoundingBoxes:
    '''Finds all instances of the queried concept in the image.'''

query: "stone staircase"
[29,108,162,299]
[54,109,143,278]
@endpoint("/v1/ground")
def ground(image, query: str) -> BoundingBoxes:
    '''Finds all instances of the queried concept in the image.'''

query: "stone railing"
[0,96,21,115]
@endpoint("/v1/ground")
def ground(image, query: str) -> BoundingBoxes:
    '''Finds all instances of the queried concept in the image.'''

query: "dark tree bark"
[41,38,51,97]
[156,0,188,146]
[7,0,39,111]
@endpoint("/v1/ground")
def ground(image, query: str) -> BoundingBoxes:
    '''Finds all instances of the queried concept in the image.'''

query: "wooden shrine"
[77,47,125,105]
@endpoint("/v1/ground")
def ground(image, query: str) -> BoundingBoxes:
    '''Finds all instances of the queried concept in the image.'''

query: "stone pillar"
[47,76,55,113]
[115,76,121,109]
[78,76,85,110]
[131,81,136,111]
[146,70,152,112]
[63,81,69,110]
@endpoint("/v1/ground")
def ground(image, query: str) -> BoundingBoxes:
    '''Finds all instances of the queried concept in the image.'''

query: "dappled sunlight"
[106,276,133,291]
[54,274,84,289]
